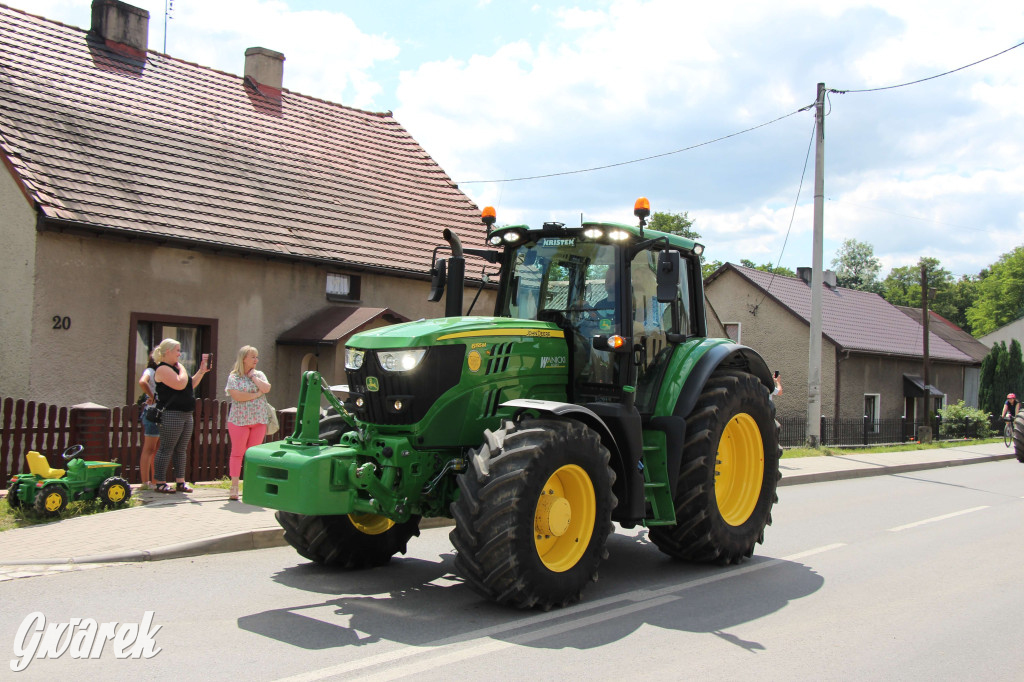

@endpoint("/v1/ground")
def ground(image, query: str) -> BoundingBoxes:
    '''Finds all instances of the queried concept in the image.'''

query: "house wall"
[704,269,837,421]
[980,318,1024,350]
[0,168,35,398]
[27,231,492,409]
[837,355,965,420]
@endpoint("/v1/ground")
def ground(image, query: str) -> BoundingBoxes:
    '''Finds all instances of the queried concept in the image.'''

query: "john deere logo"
[366,377,379,392]
[467,350,483,373]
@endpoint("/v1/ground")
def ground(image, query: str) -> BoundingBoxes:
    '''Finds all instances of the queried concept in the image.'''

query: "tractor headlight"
[378,349,427,372]
[345,348,366,370]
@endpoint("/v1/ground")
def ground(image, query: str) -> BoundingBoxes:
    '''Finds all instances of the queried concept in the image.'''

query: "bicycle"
[1004,417,1013,448]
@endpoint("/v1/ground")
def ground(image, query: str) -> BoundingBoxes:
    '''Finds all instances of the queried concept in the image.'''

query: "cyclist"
[1002,393,1020,421]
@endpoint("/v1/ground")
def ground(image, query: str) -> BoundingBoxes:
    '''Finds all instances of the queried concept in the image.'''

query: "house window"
[327,273,360,302]
[129,313,218,403]
[724,323,740,343]
[864,394,880,432]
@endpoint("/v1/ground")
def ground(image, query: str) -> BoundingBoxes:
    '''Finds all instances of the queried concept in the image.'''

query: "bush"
[937,400,994,439]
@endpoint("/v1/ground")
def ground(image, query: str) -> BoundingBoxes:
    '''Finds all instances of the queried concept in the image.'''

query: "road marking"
[271,543,844,682]
[887,506,990,532]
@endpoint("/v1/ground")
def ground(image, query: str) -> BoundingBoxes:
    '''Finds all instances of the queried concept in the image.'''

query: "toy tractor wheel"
[99,476,132,508]
[6,484,22,509]
[449,417,616,609]
[275,411,421,569]
[34,484,69,516]
[1013,413,1024,463]
[649,369,781,564]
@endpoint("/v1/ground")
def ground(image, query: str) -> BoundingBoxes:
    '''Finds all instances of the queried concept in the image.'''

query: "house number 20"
[52,315,71,330]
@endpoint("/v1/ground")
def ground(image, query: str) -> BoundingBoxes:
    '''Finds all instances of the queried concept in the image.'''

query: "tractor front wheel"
[449,418,616,609]
[1013,413,1024,463]
[99,476,132,508]
[6,483,22,509]
[649,369,781,564]
[34,484,69,516]
[276,512,421,568]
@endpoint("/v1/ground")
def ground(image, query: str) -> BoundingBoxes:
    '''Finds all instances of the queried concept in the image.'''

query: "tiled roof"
[894,306,989,363]
[713,264,974,363]
[0,4,488,275]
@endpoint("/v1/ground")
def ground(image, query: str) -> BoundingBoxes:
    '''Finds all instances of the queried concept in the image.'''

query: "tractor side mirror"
[656,250,681,302]
[428,258,447,302]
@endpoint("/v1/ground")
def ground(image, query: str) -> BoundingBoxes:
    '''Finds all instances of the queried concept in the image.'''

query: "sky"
[9,0,1024,278]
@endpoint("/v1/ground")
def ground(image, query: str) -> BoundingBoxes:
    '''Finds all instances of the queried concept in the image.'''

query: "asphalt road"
[3,458,1024,681]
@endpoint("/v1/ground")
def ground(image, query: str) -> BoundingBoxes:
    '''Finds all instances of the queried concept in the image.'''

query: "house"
[979,316,1024,351]
[0,0,494,409]
[704,264,980,424]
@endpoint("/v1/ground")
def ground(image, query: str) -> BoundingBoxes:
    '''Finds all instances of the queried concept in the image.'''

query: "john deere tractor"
[244,198,781,609]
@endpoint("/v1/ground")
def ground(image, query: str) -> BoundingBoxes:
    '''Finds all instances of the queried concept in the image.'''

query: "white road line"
[887,506,990,533]
[271,543,844,682]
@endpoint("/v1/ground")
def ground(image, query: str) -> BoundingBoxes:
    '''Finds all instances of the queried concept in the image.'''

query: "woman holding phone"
[151,338,211,493]
[224,345,271,501]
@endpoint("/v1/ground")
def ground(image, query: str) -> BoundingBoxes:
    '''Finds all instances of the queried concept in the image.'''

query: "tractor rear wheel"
[275,411,421,569]
[1013,413,1024,463]
[449,418,616,609]
[649,369,781,564]
[99,476,132,508]
[34,484,68,516]
[6,483,22,509]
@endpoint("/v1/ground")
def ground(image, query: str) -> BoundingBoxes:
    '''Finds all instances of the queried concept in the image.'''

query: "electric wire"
[456,105,814,185]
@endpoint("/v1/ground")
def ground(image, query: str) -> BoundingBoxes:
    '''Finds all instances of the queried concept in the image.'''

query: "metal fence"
[779,415,992,448]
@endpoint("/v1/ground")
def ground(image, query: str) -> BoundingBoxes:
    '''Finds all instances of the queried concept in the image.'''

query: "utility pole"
[921,263,931,436]
[806,82,825,448]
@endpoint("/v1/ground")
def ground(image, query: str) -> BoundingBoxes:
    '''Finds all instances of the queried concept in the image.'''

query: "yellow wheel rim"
[715,413,765,526]
[348,513,395,535]
[107,485,126,504]
[534,464,596,572]
[43,492,64,512]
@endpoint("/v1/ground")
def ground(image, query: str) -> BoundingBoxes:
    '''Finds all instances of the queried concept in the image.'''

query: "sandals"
[154,483,175,494]
[175,482,194,493]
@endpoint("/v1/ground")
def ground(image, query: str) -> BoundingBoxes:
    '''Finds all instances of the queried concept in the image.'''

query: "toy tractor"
[244,198,781,609]
[6,445,132,517]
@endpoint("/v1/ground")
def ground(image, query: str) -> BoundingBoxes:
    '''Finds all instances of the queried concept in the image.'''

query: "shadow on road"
[238,530,824,652]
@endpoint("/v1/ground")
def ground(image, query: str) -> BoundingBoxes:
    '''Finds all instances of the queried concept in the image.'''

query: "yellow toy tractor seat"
[26,451,65,479]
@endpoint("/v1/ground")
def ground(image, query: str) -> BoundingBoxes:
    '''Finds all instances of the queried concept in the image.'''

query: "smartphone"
[202,353,211,369]
[774,370,780,378]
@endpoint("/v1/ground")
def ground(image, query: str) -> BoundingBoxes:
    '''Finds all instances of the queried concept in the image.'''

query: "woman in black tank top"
[151,338,211,493]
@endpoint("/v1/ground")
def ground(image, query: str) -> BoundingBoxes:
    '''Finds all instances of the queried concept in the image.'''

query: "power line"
[830,39,1024,95]
[456,105,814,185]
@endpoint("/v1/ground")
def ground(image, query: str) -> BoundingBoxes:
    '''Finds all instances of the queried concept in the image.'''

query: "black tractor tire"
[34,484,69,516]
[7,483,22,509]
[449,418,616,609]
[98,476,132,508]
[1013,413,1024,463]
[275,410,421,569]
[649,369,781,564]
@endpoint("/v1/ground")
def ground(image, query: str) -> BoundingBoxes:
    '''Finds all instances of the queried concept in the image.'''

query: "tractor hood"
[347,316,564,349]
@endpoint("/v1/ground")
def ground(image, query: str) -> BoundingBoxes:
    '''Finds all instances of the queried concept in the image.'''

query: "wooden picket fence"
[1,396,292,485]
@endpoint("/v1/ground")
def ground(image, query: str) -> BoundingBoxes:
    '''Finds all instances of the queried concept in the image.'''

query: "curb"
[778,452,1016,486]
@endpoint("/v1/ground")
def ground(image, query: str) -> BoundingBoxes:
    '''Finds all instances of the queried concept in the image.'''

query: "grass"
[782,437,1002,459]
[0,493,142,532]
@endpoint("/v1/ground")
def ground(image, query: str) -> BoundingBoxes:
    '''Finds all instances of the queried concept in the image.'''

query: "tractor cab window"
[501,238,622,391]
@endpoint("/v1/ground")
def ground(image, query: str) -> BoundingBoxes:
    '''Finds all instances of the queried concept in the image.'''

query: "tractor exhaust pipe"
[443,229,465,317]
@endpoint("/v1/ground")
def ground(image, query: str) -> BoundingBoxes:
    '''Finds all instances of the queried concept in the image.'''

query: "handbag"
[265,401,279,436]
[144,404,164,424]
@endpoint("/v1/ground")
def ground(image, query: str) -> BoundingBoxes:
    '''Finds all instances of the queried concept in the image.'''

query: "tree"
[739,259,795,277]
[702,258,724,280]
[879,257,952,308]
[831,238,881,291]
[978,340,1024,420]
[649,211,699,240]
[965,246,1024,336]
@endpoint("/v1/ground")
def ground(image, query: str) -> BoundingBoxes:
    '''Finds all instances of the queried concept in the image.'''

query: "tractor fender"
[499,399,620,455]
[672,342,773,419]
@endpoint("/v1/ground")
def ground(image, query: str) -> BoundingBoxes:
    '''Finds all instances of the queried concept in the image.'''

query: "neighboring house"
[979,316,1024,351]
[0,1,494,409]
[894,306,989,408]
[704,264,980,423]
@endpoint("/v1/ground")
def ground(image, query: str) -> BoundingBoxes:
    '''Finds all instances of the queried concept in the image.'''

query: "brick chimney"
[91,0,149,59]
[245,47,285,95]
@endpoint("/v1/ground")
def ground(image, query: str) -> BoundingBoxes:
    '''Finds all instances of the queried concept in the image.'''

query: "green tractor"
[6,445,132,517]
[244,198,781,609]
